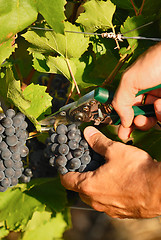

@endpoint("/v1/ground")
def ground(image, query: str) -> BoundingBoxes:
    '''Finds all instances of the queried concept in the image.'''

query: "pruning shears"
[39,85,161,129]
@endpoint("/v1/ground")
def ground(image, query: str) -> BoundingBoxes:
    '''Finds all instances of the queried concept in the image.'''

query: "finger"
[60,171,94,193]
[133,115,157,130]
[154,98,161,121]
[84,126,114,158]
[79,193,105,212]
[118,124,134,140]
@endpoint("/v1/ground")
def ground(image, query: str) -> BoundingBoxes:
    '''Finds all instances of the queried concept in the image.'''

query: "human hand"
[112,43,161,140]
[60,126,161,218]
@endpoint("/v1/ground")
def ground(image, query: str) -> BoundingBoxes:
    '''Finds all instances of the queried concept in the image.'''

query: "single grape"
[20,121,28,130]
[12,116,23,127]
[6,109,16,118]
[4,126,15,136]
[80,139,89,149]
[10,177,18,186]
[14,169,23,178]
[1,117,13,128]
[0,161,5,171]
[24,168,33,177]
[0,124,5,134]
[6,135,18,146]
[80,154,91,165]
[4,159,14,168]
[20,174,30,183]
[57,134,67,144]
[0,113,5,120]
[57,166,68,175]
[58,144,69,155]
[0,141,7,150]
[0,135,2,143]
[4,168,15,178]
[0,171,5,181]
[19,145,29,157]
[68,140,78,150]
[16,130,28,140]
[12,152,21,161]
[74,135,81,143]
[67,123,77,131]
[49,156,55,167]
[67,158,81,171]
[50,133,57,143]
[67,130,76,140]
[73,147,84,158]
[13,161,23,170]
[0,186,7,192]
[1,177,11,187]
[56,124,68,134]
[50,143,59,153]
[9,144,20,153]
[55,156,67,167]
[78,165,87,173]
[16,112,25,120]
[1,149,12,160]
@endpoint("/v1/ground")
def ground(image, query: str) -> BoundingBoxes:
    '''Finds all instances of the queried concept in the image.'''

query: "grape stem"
[66,58,81,96]
[139,0,145,15]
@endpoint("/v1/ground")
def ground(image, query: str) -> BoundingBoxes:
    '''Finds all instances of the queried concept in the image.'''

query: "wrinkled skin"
[61,43,161,218]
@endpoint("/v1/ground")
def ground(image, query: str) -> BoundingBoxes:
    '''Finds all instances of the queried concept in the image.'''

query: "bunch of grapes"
[44,123,105,174]
[0,109,29,192]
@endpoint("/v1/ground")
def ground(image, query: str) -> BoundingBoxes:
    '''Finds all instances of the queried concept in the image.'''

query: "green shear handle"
[94,84,161,125]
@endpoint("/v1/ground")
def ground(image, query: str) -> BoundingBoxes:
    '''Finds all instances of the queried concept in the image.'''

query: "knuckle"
[77,174,93,195]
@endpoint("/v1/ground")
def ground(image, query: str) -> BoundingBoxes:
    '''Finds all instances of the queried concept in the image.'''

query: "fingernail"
[84,126,100,137]
[155,103,161,114]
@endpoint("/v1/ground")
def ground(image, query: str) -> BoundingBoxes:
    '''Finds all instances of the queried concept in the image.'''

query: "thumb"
[84,126,114,157]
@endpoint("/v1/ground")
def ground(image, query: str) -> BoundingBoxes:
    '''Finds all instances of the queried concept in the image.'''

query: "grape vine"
[0,0,161,239]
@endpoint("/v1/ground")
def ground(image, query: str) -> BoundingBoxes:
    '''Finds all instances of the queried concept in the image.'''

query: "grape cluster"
[44,123,105,174]
[0,109,29,192]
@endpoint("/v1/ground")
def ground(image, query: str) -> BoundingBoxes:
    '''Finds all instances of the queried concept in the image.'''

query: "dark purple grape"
[24,168,33,177]
[0,141,7,150]
[19,145,29,157]
[6,109,16,118]
[57,166,68,175]
[0,124,5,134]
[20,174,30,183]
[4,159,14,168]
[56,124,68,134]
[14,169,23,178]
[6,135,18,146]
[80,139,89,149]
[50,133,57,143]
[1,117,13,128]
[67,130,76,140]
[51,143,59,153]
[68,140,78,150]
[0,161,5,171]
[4,126,15,136]
[10,177,18,186]
[4,168,15,178]
[1,149,12,160]
[73,147,84,158]
[49,156,55,167]
[12,116,23,127]
[78,165,87,173]
[81,154,91,165]
[57,134,67,144]
[55,156,67,167]
[1,177,11,187]
[0,171,5,181]
[67,123,77,131]
[67,158,81,171]
[58,144,69,155]
[13,161,23,170]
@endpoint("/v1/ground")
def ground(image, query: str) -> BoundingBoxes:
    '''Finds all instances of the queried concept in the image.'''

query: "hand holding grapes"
[112,42,161,140]
[61,126,161,218]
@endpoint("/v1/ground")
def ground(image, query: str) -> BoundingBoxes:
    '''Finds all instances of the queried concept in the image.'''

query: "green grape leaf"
[0,68,52,131]
[0,225,9,238]
[0,0,37,44]
[0,37,17,66]
[120,15,155,52]
[23,83,52,119]
[132,128,161,161]
[22,21,89,59]
[0,68,31,110]
[37,0,66,34]
[76,0,116,32]
[0,188,44,231]
[26,177,68,213]
[110,0,137,11]
[141,0,161,16]
[22,211,68,240]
